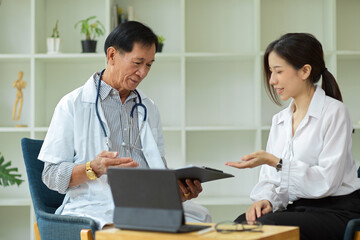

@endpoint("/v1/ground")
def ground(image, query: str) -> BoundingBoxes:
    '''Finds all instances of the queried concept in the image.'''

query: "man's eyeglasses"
[214,221,263,233]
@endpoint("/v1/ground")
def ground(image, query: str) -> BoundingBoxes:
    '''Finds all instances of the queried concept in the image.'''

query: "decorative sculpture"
[12,71,26,121]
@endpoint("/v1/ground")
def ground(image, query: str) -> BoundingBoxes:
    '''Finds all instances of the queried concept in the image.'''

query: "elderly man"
[39,21,210,229]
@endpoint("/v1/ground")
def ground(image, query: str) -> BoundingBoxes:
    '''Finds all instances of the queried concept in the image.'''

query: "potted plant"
[47,20,60,54]
[156,35,165,53]
[74,16,105,53]
[0,152,23,187]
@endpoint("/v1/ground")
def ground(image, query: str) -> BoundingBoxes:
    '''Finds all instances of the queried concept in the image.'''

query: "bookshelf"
[0,0,359,239]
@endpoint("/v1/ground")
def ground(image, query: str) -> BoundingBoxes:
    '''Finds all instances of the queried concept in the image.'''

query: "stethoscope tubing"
[95,69,147,151]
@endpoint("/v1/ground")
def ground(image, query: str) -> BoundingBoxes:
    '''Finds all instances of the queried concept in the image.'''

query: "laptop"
[107,168,210,233]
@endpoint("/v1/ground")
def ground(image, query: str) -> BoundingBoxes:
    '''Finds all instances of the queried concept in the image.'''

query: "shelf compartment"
[35,53,105,61]
[163,127,182,132]
[0,127,31,133]
[0,60,31,127]
[34,59,105,127]
[34,0,107,54]
[185,53,255,59]
[0,132,30,199]
[352,130,360,166]
[185,0,255,53]
[34,131,47,140]
[163,131,183,169]
[186,130,258,198]
[0,0,31,54]
[186,126,257,131]
[186,58,256,127]
[0,206,30,240]
[336,0,360,51]
[114,0,181,53]
[261,129,270,150]
[140,57,182,128]
[337,51,360,60]
[0,54,31,60]
[155,53,182,59]
[0,198,31,206]
[337,58,360,125]
[260,0,333,51]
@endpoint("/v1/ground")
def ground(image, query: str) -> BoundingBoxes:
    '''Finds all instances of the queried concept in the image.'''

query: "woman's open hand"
[225,150,279,169]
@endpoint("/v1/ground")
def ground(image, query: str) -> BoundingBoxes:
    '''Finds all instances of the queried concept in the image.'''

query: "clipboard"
[175,165,234,183]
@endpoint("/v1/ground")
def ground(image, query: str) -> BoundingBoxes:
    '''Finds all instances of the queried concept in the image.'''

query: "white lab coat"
[38,73,211,228]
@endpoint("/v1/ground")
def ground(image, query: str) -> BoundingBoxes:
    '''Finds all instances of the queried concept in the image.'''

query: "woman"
[226,33,360,240]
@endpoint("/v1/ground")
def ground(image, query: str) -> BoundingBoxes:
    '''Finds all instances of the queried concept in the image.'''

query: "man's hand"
[177,179,202,202]
[91,151,139,177]
[246,200,273,222]
[69,151,139,188]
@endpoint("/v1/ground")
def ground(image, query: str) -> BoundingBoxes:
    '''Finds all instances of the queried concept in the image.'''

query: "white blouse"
[251,86,360,211]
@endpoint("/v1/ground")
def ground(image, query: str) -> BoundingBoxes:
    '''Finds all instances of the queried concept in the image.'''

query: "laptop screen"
[107,167,210,233]
[107,168,183,210]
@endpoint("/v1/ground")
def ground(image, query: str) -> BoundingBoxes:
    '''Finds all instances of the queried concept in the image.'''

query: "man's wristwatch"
[276,158,282,172]
[86,161,97,180]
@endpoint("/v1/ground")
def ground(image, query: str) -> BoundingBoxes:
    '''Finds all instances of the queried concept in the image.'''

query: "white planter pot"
[47,37,61,53]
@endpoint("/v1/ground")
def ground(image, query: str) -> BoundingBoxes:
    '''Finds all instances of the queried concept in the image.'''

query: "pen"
[198,227,215,235]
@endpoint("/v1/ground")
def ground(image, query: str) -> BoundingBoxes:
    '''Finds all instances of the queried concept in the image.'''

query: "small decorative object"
[12,71,27,127]
[74,16,105,53]
[156,35,165,53]
[47,20,61,54]
[128,6,135,21]
[118,7,127,24]
[0,152,24,187]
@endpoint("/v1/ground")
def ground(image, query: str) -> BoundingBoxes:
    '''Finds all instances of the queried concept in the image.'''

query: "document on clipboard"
[175,165,234,183]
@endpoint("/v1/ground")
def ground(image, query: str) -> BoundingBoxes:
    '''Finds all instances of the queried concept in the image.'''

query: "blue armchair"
[21,138,98,240]
[343,167,360,240]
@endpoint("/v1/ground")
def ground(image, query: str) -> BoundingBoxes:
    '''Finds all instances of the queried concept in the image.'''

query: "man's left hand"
[178,179,202,202]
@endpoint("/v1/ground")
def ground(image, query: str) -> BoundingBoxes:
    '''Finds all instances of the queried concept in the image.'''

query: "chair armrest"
[344,219,360,240]
[81,229,94,240]
[36,211,98,240]
[37,211,97,226]
[34,222,41,240]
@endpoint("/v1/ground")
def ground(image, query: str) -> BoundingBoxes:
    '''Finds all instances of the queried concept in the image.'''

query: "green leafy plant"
[0,153,24,187]
[51,20,60,38]
[74,16,105,40]
[157,35,165,45]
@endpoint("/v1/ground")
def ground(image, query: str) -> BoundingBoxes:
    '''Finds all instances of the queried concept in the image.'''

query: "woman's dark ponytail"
[321,68,343,102]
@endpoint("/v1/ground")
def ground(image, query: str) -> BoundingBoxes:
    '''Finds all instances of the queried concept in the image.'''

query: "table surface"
[95,224,300,240]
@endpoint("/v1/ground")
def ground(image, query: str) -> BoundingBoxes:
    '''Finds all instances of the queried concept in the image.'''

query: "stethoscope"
[95,69,147,156]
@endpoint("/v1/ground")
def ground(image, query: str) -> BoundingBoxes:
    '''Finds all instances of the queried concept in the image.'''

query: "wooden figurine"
[12,71,26,121]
